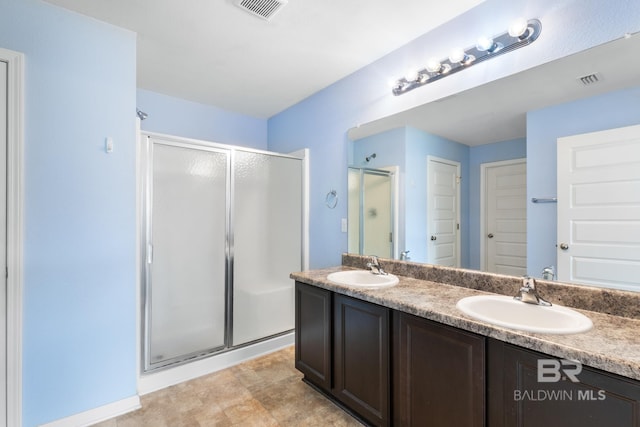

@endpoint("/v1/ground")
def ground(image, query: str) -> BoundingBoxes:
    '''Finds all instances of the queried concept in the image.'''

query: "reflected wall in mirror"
[347,34,640,291]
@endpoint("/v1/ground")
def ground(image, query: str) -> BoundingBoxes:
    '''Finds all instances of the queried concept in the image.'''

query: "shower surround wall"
[141,133,303,372]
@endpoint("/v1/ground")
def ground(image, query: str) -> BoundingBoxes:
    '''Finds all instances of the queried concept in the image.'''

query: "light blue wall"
[269,0,640,269]
[0,0,137,425]
[526,86,640,276]
[137,89,268,149]
[468,138,527,270]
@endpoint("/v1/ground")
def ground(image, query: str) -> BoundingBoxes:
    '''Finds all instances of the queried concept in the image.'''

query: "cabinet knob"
[487,233,494,238]
[559,243,569,250]
[430,235,437,241]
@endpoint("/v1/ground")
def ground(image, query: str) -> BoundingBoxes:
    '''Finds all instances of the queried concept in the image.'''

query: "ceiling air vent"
[577,72,602,86]
[235,0,288,21]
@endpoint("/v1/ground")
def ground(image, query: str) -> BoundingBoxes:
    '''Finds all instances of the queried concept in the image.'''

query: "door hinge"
[389,232,393,243]
[456,176,462,184]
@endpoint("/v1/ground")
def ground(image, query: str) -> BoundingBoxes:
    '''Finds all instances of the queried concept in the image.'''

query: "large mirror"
[347,33,640,291]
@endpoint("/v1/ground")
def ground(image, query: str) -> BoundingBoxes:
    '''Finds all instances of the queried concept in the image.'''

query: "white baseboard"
[138,332,295,395]
[39,395,141,427]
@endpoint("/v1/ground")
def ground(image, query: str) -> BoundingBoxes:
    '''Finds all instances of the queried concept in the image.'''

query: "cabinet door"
[334,294,390,427]
[394,312,486,427]
[488,339,640,427]
[295,282,331,390]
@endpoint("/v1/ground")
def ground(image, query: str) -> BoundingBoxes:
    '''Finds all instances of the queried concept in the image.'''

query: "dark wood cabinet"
[334,294,391,427]
[488,339,640,427]
[295,282,332,390]
[295,282,390,426]
[295,281,640,427]
[393,312,486,427]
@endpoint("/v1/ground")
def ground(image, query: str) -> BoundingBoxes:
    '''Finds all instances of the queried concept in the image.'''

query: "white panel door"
[0,59,7,427]
[427,158,460,267]
[557,124,640,290]
[483,160,527,275]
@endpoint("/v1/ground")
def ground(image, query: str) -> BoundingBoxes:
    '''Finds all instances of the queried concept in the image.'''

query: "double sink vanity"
[291,254,640,427]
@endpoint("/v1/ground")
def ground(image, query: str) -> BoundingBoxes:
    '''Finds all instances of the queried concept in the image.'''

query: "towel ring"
[325,190,338,209]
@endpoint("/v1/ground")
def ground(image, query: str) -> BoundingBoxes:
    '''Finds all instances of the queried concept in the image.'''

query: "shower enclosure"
[141,133,303,372]
[348,167,396,259]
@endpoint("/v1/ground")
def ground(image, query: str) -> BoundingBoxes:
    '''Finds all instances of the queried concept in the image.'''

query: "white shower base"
[138,331,294,395]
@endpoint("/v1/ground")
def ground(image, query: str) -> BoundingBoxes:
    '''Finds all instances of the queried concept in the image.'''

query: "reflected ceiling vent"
[235,0,288,21]
[577,72,602,86]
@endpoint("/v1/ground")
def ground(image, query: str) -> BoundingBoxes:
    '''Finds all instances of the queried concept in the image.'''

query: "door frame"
[1,47,25,427]
[479,158,526,271]
[426,156,461,267]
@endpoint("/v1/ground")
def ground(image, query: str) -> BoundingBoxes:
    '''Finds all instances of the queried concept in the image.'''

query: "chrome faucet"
[366,256,387,275]
[514,276,551,306]
[541,266,555,281]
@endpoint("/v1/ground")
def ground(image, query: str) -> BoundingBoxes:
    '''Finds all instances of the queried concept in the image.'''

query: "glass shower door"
[145,140,229,369]
[348,168,394,258]
[232,150,302,346]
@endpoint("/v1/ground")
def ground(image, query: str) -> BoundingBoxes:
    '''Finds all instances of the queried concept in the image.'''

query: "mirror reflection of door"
[348,167,394,259]
[481,159,527,275]
[427,157,460,267]
[557,124,640,290]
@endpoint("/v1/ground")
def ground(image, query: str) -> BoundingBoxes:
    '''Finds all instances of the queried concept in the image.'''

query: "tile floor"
[94,346,363,426]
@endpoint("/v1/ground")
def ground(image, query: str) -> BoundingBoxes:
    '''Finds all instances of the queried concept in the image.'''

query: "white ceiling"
[348,32,640,145]
[44,0,484,118]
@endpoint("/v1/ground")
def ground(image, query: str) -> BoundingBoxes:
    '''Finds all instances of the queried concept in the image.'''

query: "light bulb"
[449,48,467,64]
[509,18,529,38]
[426,58,442,73]
[405,69,419,82]
[476,36,495,52]
[389,78,402,89]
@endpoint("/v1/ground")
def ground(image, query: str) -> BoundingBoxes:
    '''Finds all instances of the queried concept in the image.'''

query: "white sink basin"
[456,295,593,334]
[327,270,399,289]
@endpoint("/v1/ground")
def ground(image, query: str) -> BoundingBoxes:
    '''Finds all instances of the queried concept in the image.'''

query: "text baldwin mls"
[514,389,606,401]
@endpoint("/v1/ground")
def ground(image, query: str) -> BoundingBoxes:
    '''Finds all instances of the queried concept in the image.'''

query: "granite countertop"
[291,266,640,381]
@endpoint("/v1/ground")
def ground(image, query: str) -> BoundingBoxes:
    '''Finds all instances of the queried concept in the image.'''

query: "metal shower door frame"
[140,133,305,373]
[141,135,232,372]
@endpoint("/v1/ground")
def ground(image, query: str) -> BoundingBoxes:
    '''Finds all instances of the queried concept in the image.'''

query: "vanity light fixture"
[391,18,542,96]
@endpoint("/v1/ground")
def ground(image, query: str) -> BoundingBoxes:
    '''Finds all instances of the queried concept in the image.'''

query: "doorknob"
[430,235,437,241]
[559,243,569,250]
[487,233,494,238]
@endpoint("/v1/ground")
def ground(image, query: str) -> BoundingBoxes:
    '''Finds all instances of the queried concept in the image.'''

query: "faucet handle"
[515,275,551,306]
[522,275,536,289]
